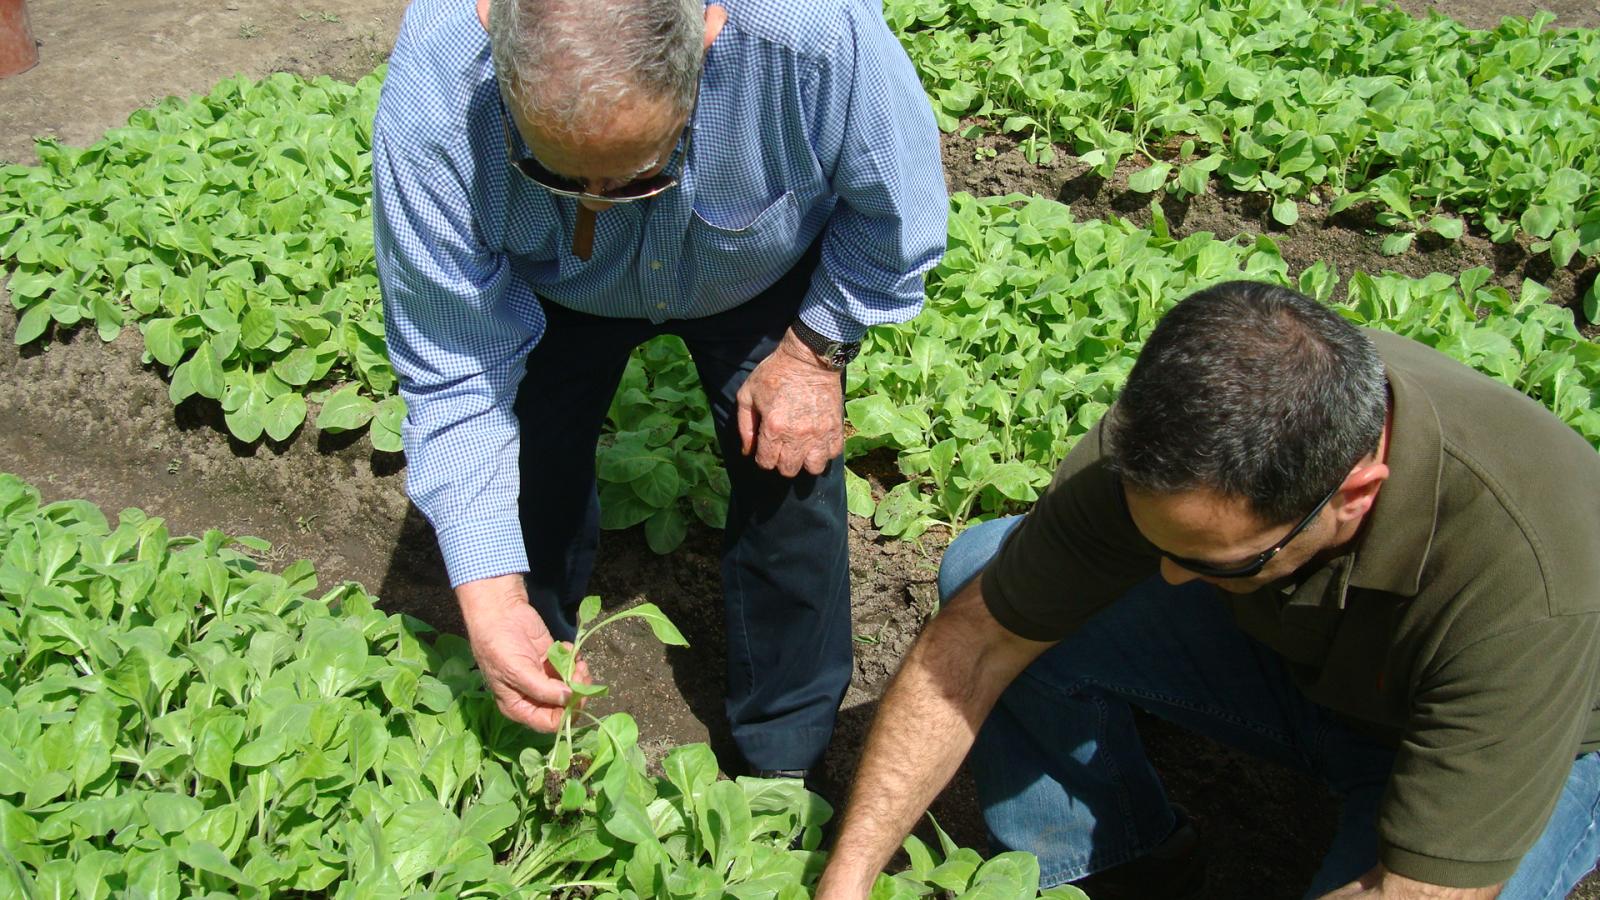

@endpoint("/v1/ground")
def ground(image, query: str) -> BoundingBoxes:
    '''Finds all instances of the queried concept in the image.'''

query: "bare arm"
[1320,865,1501,900]
[814,578,1054,898]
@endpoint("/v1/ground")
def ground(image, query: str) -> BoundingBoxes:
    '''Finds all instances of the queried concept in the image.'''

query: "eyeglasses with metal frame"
[1130,475,1344,580]
[498,99,688,204]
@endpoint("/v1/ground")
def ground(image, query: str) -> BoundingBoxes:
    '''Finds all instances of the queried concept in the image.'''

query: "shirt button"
[650,260,663,270]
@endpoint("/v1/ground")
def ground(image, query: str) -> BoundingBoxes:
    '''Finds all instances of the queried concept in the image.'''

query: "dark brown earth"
[2,0,1598,897]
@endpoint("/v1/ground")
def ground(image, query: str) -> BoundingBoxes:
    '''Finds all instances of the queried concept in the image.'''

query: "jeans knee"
[937,516,1025,605]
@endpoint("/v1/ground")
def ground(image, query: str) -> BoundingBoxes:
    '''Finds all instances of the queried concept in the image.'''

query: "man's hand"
[1319,865,1501,900]
[457,574,589,732]
[736,326,844,477]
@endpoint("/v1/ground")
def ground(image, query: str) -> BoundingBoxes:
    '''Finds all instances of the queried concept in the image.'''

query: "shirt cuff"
[796,303,867,344]
[435,518,530,588]
[1379,842,1520,889]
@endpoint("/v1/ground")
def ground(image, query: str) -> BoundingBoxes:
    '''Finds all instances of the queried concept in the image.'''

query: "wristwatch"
[790,318,861,370]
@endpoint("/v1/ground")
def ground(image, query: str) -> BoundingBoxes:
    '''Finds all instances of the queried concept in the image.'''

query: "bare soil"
[2,0,1597,896]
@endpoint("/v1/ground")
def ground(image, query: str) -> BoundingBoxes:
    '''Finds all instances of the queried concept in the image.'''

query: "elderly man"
[816,282,1600,899]
[370,0,945,780]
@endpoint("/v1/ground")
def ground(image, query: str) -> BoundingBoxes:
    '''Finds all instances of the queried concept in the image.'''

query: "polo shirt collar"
[1343,355,1445,597]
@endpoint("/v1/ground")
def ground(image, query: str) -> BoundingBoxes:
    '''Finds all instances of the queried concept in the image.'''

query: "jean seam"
[1019,669,1302,757]
[726,531,755,702]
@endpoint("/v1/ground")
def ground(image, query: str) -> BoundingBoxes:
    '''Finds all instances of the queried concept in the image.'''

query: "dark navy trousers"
[512,245,850,772]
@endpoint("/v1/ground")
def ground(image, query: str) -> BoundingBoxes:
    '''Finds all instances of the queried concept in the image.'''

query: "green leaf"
[703,779,753,868]
[261,393,307,442]
[1226,68,1261,100]
[602,792,659,844]
[303,624,369,698]
[179,840,253,886]
[315,384,376,432]
[14,304,50,345]
[874,482,933,539]
[234,732,288,767]
[459,800,519,846]
[7,269,55,300]
[664,743,719,801]
[578,595,602,628]
[845,468,876,518]
[70,693,118,793]
[845,394,922,447]
[371,395,405,452]
[644,505,687,554]
[1550,229,1579,268]
[630,462,681,509]
[599,480,655,530]
[92,295,125,342]
[1271,198,1299,227]
[546,641,576,683]
[143,317,185,367]
[194,714,245,786]
[986,463,1040,502]
[238,306,277,349]
[1126,161,1171,194]
[223,379,268,443]
[144,793,205,836]
[384,801,458,887]
[1380,232,1414,256]
[181,341,226,400]
[271,347,319,386]
[598,437,665,482]
[593,602,688,648]
[1427,215,1465,240]
[1520,205,1560,240]
[559,777,587,812]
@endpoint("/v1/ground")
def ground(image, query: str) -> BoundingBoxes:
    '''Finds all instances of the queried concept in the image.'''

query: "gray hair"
[1104,281,1388,524]
[488,0,704,134]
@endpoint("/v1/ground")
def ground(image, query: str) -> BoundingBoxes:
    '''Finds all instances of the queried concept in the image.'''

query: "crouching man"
[816,281,1600,899]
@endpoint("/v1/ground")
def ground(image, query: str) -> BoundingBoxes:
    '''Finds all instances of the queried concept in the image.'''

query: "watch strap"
[790,318,861,369]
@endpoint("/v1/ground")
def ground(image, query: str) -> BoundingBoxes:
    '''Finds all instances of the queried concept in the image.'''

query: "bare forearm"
[817,591,1048,896]
[1320,865,1501,900]
[819,632,987,892]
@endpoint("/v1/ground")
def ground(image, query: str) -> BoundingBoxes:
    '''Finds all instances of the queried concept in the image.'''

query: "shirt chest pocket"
[688,191,802,282]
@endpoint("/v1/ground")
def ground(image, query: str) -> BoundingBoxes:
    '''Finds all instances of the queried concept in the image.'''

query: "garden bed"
[3,0,1598,895]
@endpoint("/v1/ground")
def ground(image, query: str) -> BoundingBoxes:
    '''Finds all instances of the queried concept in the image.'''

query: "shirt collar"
[1344,347,1445,597]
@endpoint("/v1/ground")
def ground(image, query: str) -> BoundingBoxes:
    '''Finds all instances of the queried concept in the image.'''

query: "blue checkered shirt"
[372,0,947,587]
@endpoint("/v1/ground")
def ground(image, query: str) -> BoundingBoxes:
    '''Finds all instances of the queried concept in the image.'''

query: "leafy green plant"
[840,194,1600,540]
[0,70,399,449]
[888,0,1600,261]
[844,193,1292,539]
[1333,265,1600,441]
[0,472,1079,897]
[598,336,728,554]
[6,63,1598,557]
[878,820,1090,899]
[545,595,688,779]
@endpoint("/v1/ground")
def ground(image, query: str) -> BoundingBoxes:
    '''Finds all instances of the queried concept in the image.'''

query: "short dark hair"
[1104,281,1387,524]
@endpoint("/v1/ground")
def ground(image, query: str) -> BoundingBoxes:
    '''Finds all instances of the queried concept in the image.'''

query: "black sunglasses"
[1122,475,1343,580]
[498,100,686,204]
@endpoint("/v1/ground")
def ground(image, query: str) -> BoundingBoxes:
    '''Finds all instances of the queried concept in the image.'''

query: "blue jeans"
[941,516,1600,898]
[513,241,850,773]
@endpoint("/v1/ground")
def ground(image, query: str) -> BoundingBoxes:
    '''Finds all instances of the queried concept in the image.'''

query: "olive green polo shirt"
[981,328,1600,887]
